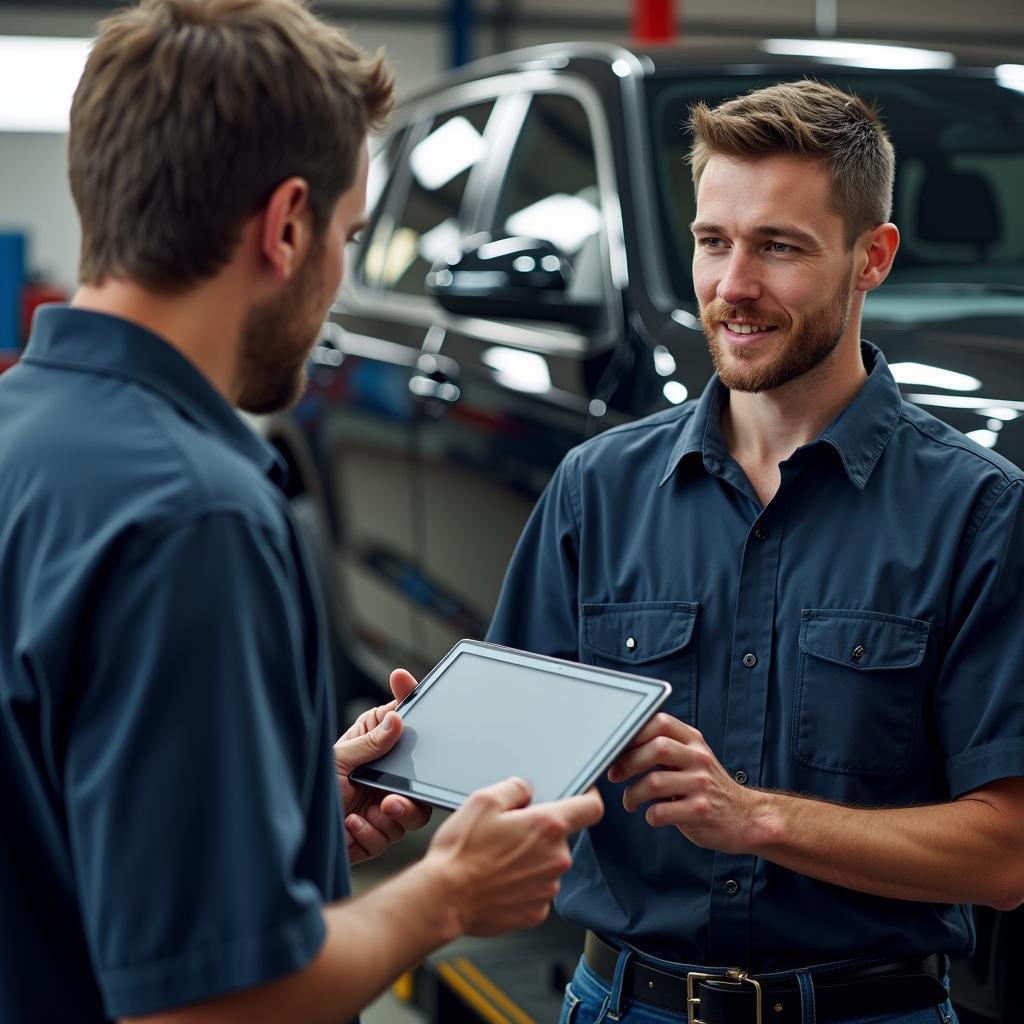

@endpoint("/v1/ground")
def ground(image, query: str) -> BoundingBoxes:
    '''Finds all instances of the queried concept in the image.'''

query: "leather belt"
[583,931,949,1024]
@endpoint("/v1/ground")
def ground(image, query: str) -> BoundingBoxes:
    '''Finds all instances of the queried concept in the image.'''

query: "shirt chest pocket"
[794,609,931,776]
[580,601,698,725]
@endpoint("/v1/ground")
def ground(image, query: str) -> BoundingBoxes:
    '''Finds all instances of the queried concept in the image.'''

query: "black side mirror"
[426,237,603,329]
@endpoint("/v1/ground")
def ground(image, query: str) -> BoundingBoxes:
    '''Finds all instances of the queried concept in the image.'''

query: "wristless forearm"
[747,787,1021,908]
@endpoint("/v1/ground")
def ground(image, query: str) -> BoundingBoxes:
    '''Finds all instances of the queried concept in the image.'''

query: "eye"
[696,237,725,250]
[767,241,794,254]
[349,232,365,246]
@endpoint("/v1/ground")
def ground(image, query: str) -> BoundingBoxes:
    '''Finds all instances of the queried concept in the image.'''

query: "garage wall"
[0,133,79,293]
[0,0,1021,296]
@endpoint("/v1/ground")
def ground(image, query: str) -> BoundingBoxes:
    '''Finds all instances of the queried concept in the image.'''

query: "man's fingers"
[469,776,534,813]
[334,711,403,773]
[536,788,605,833]
[380,793,432,831]
[345,813,392,861]
[626,712,695,750]
[389,668,418,704]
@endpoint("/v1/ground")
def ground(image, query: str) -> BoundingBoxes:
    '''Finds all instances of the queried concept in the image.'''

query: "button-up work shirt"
[0,308,347,1021]
[488,343,1024,969]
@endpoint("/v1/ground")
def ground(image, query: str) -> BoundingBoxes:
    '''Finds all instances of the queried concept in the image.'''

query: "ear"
[259,177,313,283]
[853,223,900,295]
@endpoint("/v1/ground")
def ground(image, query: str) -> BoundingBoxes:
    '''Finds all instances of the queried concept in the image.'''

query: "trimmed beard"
[701,267,854,394]
[236,240,326,415]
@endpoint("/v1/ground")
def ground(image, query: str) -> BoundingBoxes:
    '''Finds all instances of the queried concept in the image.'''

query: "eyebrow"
[689,221,821,247]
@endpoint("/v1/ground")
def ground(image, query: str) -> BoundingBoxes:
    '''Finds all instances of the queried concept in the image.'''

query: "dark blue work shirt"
[488,342,1024,969]
[0,307,348,1020]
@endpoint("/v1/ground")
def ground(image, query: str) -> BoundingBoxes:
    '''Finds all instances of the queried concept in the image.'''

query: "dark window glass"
[647,74,1024,301]
[489,93,607,303]
[366,101,494,296]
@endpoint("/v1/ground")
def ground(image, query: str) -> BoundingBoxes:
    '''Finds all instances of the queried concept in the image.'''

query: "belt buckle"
[686,968,763,1024]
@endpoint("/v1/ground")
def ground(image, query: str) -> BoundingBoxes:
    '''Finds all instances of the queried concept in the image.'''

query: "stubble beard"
[236,242,327,415]
[701,269,854,394]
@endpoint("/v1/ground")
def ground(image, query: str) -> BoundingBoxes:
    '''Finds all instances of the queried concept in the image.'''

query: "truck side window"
[365,100,495,296]
[490,93,607,303]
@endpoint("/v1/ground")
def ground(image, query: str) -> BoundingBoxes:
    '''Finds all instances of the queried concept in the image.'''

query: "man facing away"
[0,2,602,1022]
[489,80,1024,1024]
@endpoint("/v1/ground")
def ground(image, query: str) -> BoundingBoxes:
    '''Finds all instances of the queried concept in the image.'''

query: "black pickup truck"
[263,38,1024,1022]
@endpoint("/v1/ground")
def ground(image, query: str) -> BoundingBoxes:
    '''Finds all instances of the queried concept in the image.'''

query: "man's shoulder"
[564,401,699,478]
[895,398,1024,487]
[0,362,282,537]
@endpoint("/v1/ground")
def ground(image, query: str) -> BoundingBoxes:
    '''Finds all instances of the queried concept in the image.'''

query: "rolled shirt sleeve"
[64,511,330,1017]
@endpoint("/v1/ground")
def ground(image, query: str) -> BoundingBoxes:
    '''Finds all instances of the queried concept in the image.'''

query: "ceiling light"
[888,362,981,392]
[410,116,487,191]
[995,64,1024,94]
[761,39,954,70]
[0,36,92,133]
[504,194,601,255]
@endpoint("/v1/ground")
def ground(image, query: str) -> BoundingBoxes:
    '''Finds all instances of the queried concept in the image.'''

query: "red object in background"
[632,0,677,41]
[0,280,68,376]
[21,280,67,345]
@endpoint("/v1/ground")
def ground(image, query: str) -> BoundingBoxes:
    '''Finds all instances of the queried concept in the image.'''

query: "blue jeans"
[559,955,959,1024]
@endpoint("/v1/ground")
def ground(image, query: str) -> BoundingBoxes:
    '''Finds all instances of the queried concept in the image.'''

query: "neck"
[72,273,247,405]
[723,328,868,467]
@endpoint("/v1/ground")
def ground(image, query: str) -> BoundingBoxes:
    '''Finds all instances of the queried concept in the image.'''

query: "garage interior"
[1,2,1022,1023]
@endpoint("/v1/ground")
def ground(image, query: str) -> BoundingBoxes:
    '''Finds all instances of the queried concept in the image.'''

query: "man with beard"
[488,80,1024,1023]
[0,2,604,1023]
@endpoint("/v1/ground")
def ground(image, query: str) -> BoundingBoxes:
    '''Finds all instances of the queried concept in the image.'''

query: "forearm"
[748,782,1024,909]
[123,857,461,1024]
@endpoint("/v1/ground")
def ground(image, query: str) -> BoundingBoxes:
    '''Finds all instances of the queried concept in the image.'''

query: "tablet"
[350,639,671,810]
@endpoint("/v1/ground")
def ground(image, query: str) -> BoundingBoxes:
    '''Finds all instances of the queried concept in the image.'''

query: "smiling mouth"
[723,322,778,336]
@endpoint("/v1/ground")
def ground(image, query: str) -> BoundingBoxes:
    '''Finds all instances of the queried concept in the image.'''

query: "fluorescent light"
[980,407,1020,422]
[611,59,632,78]
[504,194,601,255]
[481,347,551,394]
[410,116,487,191]
[671,308,702,330]
[905,394,1024,412]
[966,429,998,449]
[996,64,1024,94]
[761,39,954,70]
[418,218,461,264]
[0,36,92,133]
[888,362,981,392]
[663,381,688,405]
[653,345,677,377]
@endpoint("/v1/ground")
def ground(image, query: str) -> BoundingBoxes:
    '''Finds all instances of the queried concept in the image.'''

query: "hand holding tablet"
[351,640,672,809]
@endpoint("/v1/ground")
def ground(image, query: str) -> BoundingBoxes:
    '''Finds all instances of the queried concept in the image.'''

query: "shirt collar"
[23,305,286,484]
[660,341,902,490]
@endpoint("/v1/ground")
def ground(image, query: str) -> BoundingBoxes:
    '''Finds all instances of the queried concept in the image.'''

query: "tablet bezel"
[350,639,672,810]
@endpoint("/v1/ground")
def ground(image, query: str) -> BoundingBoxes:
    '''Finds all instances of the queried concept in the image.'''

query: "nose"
[716,251,762,307]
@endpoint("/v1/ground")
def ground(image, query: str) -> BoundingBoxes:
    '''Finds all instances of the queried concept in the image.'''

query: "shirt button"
[724,879,739,896]
[625,636,637,651]
[851,644,865,660]
[742,652,757,668]
[734,770,748,785]
[754,527,768,541]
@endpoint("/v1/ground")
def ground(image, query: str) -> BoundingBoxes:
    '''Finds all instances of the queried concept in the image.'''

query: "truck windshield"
[647,72,1024,301]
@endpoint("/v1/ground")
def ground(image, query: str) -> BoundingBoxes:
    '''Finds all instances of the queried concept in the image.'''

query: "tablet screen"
[353,642,670,807]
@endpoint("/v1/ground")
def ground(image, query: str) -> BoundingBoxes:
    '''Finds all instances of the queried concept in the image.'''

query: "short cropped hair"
[688,80,895,245]
[69,0,394,291]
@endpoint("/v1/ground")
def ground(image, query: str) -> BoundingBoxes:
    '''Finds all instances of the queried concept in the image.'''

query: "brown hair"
[69,0,394,291]
[688,79,895,245]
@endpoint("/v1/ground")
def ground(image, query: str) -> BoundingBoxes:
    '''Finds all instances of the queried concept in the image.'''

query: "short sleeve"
[65,511,328,1017]
[487,451,581,658]
[938,478,1024,797]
